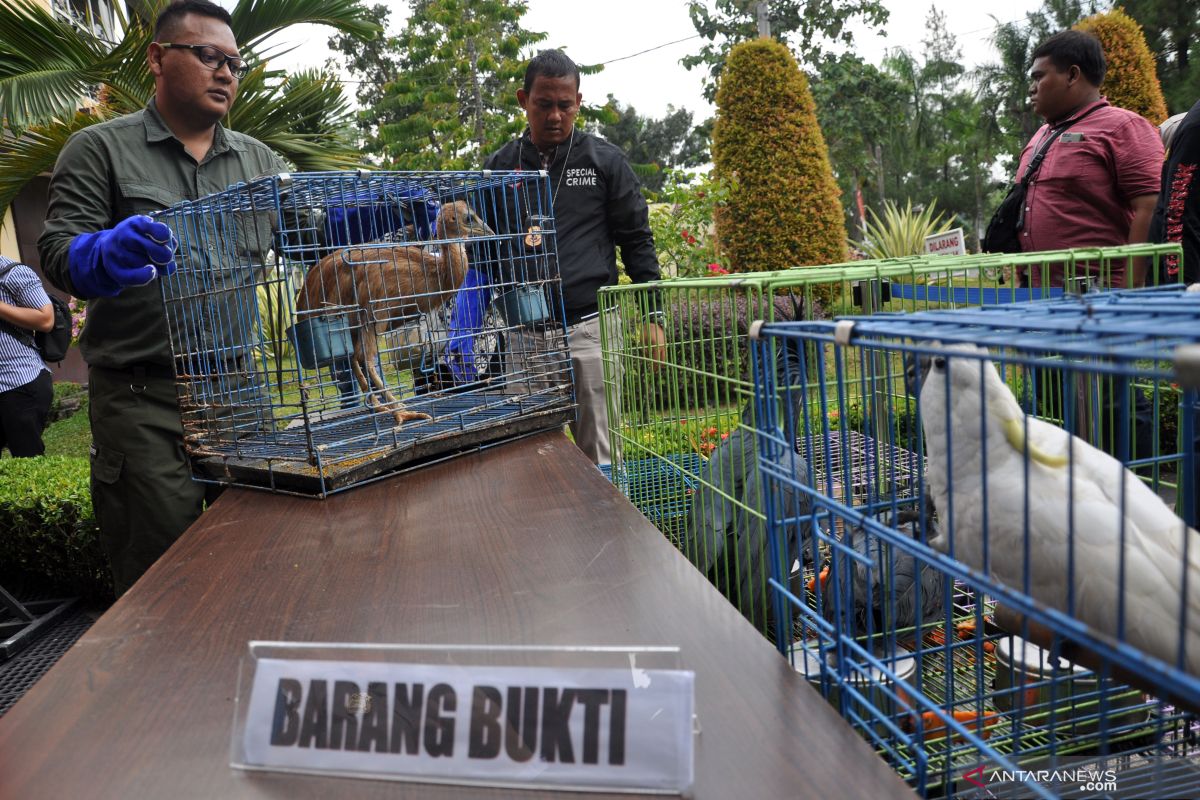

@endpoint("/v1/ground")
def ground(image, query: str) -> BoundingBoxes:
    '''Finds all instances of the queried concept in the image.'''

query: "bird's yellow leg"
[363,328,431,427]
[1001,417,1068,468]
[349,354,386,415]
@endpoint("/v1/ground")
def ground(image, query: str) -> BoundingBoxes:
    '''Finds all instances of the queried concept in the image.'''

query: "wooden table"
[0,433,913,799]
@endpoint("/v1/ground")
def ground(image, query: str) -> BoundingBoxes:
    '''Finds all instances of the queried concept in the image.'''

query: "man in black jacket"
[1150,99,1199,283]
[1150,98,1200,525]
[484,49,664,465]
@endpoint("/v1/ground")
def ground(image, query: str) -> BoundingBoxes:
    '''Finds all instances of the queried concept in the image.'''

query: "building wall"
[7,177,89,383]
[0,207,18,259]
[1,0,123,383]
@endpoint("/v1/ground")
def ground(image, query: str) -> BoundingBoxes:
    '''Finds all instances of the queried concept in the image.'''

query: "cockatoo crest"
[915,342,1066,467]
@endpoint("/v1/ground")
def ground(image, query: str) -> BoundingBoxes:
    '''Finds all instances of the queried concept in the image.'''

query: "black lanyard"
[1022,102,1105,184]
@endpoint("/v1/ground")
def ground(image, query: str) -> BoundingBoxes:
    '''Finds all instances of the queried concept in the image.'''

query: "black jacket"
[483,129,660,323]
[1150,98,1200,284]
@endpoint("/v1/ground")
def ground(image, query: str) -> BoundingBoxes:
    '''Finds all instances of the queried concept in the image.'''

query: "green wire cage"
[597,244,1185,638]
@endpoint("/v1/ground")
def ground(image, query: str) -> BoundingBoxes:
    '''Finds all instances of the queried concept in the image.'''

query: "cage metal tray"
[190,391,573,496]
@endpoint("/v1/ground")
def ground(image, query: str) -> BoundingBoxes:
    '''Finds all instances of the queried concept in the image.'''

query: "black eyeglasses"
[157,42,250,79]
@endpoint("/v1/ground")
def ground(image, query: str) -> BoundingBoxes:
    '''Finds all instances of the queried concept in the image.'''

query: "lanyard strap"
[1020,103,1105,185]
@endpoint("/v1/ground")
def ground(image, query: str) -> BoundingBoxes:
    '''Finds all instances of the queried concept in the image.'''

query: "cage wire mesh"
[155,169,575,496]
[598,244,1182,636]
[751,282,1200,798]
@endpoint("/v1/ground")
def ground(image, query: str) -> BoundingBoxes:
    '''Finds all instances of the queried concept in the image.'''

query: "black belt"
[525,310,598,333]
[92,363,177,381]
[565,308,599,327]
[91,363,176,394]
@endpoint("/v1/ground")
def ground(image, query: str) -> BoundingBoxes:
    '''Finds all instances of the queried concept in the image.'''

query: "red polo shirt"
[1017,99,1163,287]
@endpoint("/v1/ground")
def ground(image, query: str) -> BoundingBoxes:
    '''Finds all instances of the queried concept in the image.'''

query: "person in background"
[1017,30,1162,287]
[1149,99,1200,526]
[482,49,665,466]
[1013,31,1164,465]
[37,0,287,595]
[1159,111,1187,152]
[0,255,53,457]
[1150,101,1199,283]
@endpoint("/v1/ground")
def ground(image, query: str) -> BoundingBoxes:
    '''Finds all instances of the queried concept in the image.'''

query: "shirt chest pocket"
[1033,139,1112,187]
[117,181,178,218]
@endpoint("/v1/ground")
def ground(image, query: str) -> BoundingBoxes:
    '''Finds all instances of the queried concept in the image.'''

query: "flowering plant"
[624,413,740,460]
[649,170,736,279]
[67,297,86,344]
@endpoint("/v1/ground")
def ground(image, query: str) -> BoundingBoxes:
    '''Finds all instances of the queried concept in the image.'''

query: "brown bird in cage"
[295,200,494,426]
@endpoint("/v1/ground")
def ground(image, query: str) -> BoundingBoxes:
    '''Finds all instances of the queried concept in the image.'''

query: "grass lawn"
[42,402,91,458]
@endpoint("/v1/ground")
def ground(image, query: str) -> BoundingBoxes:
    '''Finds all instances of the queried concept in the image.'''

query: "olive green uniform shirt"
[38,99,287,370]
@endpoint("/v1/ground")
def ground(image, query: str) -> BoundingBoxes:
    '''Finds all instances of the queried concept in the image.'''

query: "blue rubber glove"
[68,215,177,298]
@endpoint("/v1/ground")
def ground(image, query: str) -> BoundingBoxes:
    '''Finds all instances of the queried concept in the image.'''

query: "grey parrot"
[682,337,815,631]
[820,503,948,642]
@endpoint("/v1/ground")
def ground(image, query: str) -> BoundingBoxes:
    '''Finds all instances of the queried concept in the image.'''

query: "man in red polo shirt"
[1017,30,1163,287]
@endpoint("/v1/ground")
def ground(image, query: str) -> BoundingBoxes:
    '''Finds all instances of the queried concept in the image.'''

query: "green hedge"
[0,455,112,601]
[1076,9,1168,126]
[711,39,848,310]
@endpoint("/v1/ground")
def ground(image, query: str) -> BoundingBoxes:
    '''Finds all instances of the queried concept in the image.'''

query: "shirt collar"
[519,127,575,165]
[1051,97,1109,128]
[143,97,236,156]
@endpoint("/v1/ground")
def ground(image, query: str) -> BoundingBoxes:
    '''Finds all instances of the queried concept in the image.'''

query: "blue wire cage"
[750,285,1200,797]
[154,169,575,496]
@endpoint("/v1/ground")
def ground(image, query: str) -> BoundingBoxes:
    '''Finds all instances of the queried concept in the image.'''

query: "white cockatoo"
[915,343,1200,676]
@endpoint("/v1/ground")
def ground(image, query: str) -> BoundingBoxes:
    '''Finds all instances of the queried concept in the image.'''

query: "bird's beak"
[469,218,494,238]
[904,353,932,398]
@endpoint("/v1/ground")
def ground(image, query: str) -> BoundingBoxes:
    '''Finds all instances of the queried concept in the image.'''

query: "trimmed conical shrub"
[712,39,848,286]
[1076,8,1168,125]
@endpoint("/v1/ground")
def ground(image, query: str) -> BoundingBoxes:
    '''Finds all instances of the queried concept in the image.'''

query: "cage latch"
[834,320,855,347]
[1174,344,1200,390]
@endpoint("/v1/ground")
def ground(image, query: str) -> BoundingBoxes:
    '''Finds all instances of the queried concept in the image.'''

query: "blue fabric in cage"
[441,268,493,384]
[323,185,438,248]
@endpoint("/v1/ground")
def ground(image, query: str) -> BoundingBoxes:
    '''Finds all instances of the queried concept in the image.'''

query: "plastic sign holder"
[230,643,695,794]
[923,227,966,256]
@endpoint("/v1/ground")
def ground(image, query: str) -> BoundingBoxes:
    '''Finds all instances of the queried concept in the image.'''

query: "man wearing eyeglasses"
[38,0,287,596]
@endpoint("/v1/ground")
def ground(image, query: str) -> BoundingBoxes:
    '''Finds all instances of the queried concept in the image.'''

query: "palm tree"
[0,0,379,214]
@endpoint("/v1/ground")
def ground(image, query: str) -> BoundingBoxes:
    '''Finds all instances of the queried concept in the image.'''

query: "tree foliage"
[1121,0,1200,114]
[326,2,402,144]
[1076,7,1169,124]
[818,9,1003,249]
[0,0,376,214]
[809,53,904,235]
[684,0,889,102]
[712,38,846,283]
[589,96,710,195]
[357,0,544,169]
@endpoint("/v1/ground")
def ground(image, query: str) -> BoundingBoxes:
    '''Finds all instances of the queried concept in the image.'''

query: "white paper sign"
[239,658,694,793]
[924,227,966,255]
